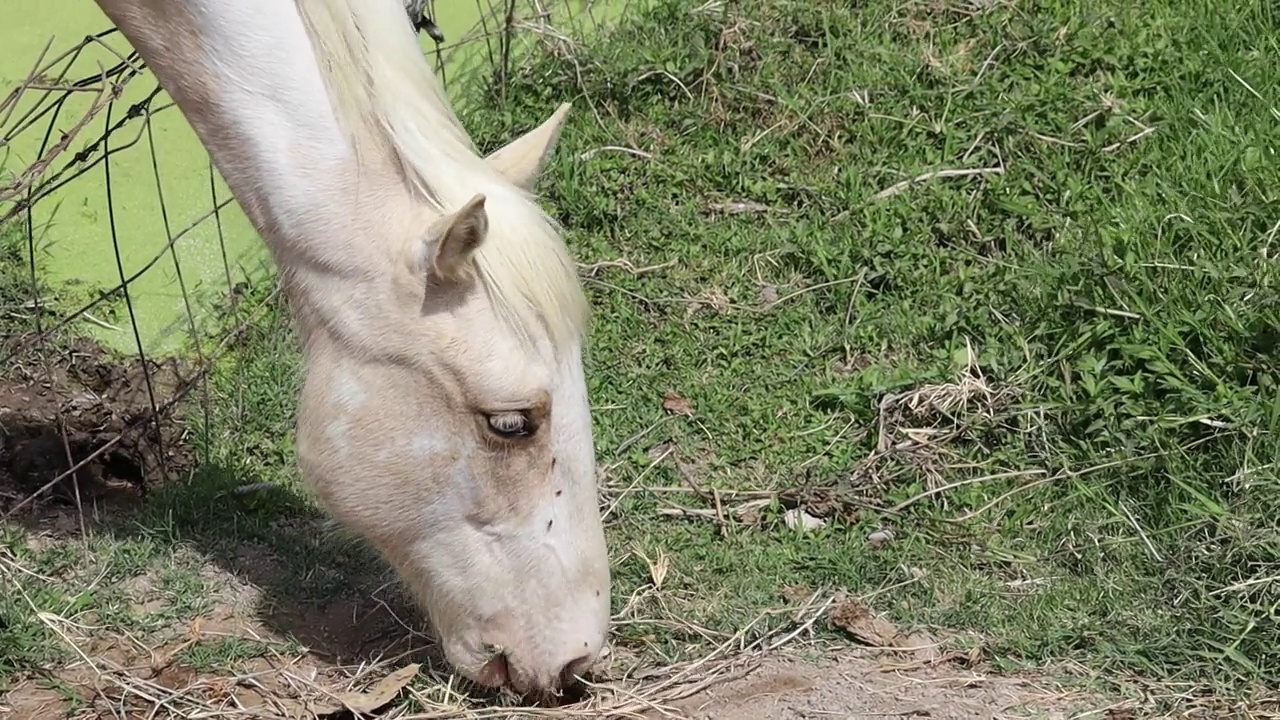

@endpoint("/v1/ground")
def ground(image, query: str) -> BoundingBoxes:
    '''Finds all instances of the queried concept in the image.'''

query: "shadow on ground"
[4,455,447,672]
[0,329,452,676]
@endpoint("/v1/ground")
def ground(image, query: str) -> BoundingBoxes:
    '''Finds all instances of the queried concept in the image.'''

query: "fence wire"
[0,0,631,517]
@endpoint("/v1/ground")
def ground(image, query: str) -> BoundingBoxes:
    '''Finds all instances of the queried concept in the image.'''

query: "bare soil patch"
[664,653,1112,720]
[0,333,197,515]
[2,619,1119,720]
[1,544,1125,720]
[0,550,443,720]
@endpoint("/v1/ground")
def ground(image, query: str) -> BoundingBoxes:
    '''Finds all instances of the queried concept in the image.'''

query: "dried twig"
[871,166,1004,201]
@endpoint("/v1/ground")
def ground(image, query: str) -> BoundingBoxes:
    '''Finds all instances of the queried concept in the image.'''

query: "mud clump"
[0,334,197,513]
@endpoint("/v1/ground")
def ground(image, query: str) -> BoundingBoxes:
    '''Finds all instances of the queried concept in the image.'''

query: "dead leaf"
[831,601,958,668]
[316,663,420,716]
[646,440,676,462]
[830,600,900,647]
[897,630,942,663]
[780,585,813,603]
[662,391,694,417]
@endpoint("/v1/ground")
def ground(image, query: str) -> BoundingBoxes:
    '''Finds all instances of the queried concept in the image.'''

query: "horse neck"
[90,0,416,280]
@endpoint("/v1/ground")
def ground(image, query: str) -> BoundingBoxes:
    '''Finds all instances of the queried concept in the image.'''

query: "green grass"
[0,220,38,336]
[475,0,1278,697]
[2,0,1278,713]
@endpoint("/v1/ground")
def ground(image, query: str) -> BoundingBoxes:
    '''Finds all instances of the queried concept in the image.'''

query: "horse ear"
[484,102,572,190]
[421,194,488,282]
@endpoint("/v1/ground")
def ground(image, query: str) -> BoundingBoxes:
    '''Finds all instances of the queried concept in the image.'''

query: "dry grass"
[1,542,837,719]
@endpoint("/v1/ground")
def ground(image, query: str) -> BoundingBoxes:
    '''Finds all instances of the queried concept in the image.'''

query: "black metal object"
[404,0,446,42]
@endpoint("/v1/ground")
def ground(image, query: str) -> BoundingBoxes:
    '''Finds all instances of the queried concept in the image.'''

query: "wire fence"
[0,0,634,518]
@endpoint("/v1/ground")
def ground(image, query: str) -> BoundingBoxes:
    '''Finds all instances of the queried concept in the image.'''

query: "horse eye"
[487,411,533,439]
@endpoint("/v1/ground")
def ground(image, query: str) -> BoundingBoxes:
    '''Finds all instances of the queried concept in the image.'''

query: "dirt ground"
[0,332,196,513]
[1,626,1119,720]
[0,528,1124,720]
[663,653,1115,720]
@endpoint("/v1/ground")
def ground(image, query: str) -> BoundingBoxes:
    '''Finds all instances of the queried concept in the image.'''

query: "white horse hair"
[86,0,612,695]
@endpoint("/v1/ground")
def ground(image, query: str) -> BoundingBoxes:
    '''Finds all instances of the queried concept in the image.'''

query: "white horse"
[87,0,611,695]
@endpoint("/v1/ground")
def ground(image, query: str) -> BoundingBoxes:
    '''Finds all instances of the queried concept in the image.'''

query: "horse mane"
[294,0,588,354]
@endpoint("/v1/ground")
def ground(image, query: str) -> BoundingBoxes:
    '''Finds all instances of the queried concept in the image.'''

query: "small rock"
[867,529,894,547]
[783,508,826,531]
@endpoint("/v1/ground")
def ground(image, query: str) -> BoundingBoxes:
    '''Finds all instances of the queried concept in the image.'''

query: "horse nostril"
[557,653,594,690]
[476,652,511,689]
